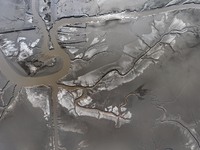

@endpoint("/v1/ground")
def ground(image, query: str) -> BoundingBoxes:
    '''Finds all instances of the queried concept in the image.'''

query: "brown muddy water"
[0,1,200,150]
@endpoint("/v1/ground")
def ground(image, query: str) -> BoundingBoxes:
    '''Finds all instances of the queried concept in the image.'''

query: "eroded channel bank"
[0,1,200,150]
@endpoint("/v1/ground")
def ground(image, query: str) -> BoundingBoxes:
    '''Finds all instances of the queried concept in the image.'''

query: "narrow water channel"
[0,1,200,150]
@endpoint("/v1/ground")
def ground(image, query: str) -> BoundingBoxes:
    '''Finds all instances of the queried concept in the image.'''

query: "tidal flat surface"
[1,0,200,150]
